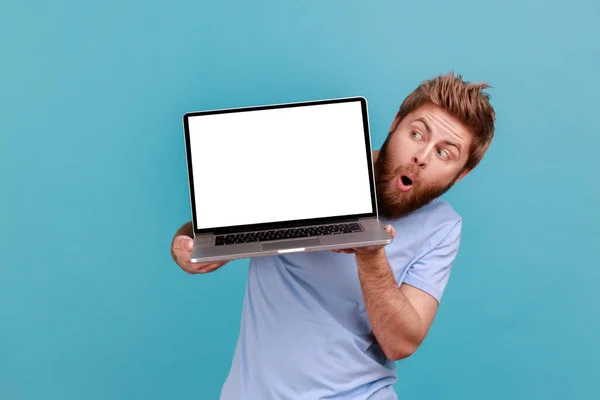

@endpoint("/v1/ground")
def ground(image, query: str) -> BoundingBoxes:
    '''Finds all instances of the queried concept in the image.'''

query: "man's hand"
[332,225,396,255]
[171,234,230,274]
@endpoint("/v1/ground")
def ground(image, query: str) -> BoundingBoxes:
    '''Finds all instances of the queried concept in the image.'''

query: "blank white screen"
[187,100,374,229]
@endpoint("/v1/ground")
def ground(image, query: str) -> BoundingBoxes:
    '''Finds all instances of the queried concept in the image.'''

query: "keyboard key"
[214,222,363,245]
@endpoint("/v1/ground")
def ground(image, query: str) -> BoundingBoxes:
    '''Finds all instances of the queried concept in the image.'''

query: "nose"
[411,148,431,169]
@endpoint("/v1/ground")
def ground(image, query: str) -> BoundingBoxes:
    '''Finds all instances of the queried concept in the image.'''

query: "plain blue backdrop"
[1,1,599,399]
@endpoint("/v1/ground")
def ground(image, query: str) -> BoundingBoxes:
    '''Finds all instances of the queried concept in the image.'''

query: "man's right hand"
[171,234,230,274]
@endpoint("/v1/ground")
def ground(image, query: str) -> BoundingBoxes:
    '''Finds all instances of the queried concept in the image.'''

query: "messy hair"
[395,72,496,171]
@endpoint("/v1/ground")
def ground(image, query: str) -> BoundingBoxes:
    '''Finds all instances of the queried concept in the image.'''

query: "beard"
[374,140,459,220]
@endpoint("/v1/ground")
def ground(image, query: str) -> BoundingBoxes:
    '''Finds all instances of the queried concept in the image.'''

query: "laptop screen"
[185,98,375,231]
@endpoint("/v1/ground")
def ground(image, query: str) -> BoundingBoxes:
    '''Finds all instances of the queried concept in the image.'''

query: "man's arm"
[355,249,439,360]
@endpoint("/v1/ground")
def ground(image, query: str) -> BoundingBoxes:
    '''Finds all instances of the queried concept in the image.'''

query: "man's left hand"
[332,225,396,255]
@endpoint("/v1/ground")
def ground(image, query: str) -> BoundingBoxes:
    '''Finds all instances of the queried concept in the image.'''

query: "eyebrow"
[414,117,463,154]
[414,117,431,134]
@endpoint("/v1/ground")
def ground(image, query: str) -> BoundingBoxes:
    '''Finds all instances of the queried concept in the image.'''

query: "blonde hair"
[396,72,496,171]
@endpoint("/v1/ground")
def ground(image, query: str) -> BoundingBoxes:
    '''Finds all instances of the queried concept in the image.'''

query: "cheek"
[420,164,459,187]
[388,135,414,164]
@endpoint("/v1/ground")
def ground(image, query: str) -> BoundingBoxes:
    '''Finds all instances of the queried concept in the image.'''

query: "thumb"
[175,235,194,251]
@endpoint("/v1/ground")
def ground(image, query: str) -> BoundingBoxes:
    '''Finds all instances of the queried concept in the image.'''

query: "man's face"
[375,103,473,220]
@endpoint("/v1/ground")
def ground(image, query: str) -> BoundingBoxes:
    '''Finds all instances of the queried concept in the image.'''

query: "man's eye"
[437,149,450,159]
[412,131,423,140]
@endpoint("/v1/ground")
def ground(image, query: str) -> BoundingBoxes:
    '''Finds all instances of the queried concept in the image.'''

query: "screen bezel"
[182,96,378,235]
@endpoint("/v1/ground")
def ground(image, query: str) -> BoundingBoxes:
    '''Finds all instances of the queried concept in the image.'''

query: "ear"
[389,113,402,133]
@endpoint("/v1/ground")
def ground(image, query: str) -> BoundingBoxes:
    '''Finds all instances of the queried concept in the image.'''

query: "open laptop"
[182,96,392,263]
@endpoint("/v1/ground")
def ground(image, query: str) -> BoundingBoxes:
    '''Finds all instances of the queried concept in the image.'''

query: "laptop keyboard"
[215,222,363,246]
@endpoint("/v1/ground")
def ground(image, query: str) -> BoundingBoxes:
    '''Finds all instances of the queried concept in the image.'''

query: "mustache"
[377,159,421,186]
[375,152,456,219]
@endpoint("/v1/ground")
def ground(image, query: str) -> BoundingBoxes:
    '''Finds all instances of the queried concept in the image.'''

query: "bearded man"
[170,72,496,400]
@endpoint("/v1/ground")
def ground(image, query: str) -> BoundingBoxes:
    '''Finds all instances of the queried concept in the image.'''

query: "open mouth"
[401,176,413,186]
[397,175,414,192]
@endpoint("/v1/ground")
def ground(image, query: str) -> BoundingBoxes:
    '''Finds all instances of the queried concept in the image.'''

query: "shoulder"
[392,199,463,302]
[419,198,462,238]
[416,198,461,226]
[417,199,462,256]
[382,197,462,267]
[388,198,462,248]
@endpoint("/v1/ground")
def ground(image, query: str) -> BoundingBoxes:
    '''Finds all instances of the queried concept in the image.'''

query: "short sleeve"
[402,218,462,303]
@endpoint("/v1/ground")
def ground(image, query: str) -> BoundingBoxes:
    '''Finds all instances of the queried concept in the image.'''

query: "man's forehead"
[406,104,471,142]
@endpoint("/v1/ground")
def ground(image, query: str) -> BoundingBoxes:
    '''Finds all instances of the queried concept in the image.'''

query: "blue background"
[1,1,599,399]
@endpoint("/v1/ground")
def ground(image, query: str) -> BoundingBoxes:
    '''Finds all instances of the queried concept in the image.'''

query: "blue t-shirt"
[220,198,462,399]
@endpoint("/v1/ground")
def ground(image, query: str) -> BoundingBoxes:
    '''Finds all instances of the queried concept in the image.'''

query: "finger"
[174,236,194,251]
[174,251,193,266]
[196,261,226,273]
[385,225,395,238]
[196,259,228,270]
[179,263,199,274]
[181,259,218,273]
[180,262,207,274]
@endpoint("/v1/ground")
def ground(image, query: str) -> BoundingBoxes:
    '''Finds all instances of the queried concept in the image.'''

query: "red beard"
[374,142,458,220]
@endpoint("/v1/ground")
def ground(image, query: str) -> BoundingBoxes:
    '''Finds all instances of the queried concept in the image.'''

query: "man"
[171,72,496,399]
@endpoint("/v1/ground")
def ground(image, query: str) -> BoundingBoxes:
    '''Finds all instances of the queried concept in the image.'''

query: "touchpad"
[262,238,321,251]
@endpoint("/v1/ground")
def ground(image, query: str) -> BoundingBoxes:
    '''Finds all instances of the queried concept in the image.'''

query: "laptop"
[182,96,392,263]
